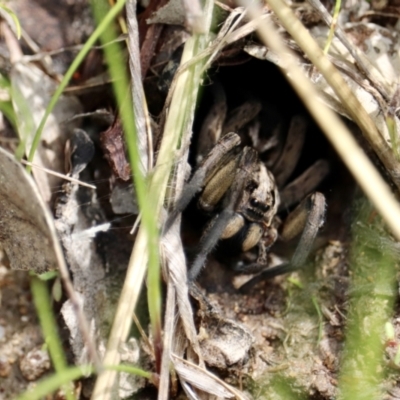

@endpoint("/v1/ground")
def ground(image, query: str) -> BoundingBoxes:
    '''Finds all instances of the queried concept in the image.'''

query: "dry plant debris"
[1,0,400,399]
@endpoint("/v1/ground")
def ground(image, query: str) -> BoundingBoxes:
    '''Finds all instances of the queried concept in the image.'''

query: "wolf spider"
[164,97,328,289]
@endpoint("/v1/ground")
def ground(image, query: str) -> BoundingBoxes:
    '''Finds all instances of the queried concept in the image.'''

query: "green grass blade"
[16,365,93,400]
[90,0,162,364]
[323,0,341,54]
[30,275,75,400]
[26,0,128,172]
[0,5,21,38]
[0,73,17,132]
[105,363,152,379]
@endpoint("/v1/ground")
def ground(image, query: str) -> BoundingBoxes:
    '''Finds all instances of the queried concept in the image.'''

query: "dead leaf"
[0,146,61,272]
[147,0,188,27]
[11,61,82,203]
[100,119,131,181]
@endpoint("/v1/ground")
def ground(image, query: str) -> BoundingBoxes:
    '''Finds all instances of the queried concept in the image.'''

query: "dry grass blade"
[172,355,247,399]
[157,277,175,400]
[161,221,202,354]
[307,0,390,100]
[158,205,194,400]
[91,223,149,399]
[160,7,268,118]
[263,0,400,191]
[19,160,96,189]
[200,7,246,71]
[92,1,214,398]
[238,0,400,242]
[126,0,153,172]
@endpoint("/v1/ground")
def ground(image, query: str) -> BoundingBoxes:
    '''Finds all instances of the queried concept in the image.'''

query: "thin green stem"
[26,0,128,172]
[90,0,162,368]
[323,0,341,54]
[30,276,74,400]
[16,366,93,400]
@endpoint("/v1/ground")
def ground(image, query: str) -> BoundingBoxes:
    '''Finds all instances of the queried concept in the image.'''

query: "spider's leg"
[196,81,227,164]
[163,132,241,234]
[232,225,278,274]
[272,115,307,186]
[222,99,262,136]
[281,192,326,267]
[279,159,329,211]
[188,147,258,281]
[239,192,326,291]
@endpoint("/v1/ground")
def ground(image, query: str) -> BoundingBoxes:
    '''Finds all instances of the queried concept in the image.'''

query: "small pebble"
[0,355,11,377]
[19,347,51,381]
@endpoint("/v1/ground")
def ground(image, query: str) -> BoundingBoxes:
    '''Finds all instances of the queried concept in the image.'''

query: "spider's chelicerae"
[165,87,328,289]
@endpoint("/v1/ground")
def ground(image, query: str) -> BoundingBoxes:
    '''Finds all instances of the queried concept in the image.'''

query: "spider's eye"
[247,180,258,192]
[250,198,259,207]
[249,198,271,213]
[251,198,270,212]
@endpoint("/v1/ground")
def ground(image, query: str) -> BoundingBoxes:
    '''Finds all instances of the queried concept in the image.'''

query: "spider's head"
[241,163,280,226]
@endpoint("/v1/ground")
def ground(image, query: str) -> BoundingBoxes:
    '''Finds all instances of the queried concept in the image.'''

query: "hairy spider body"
[199,148,280,254]
[164,95,328,287]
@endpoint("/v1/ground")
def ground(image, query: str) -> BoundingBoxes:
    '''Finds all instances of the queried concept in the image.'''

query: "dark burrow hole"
[183,57,356,292]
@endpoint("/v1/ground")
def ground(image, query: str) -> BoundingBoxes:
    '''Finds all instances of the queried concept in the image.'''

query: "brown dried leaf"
[100,119,131,181]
